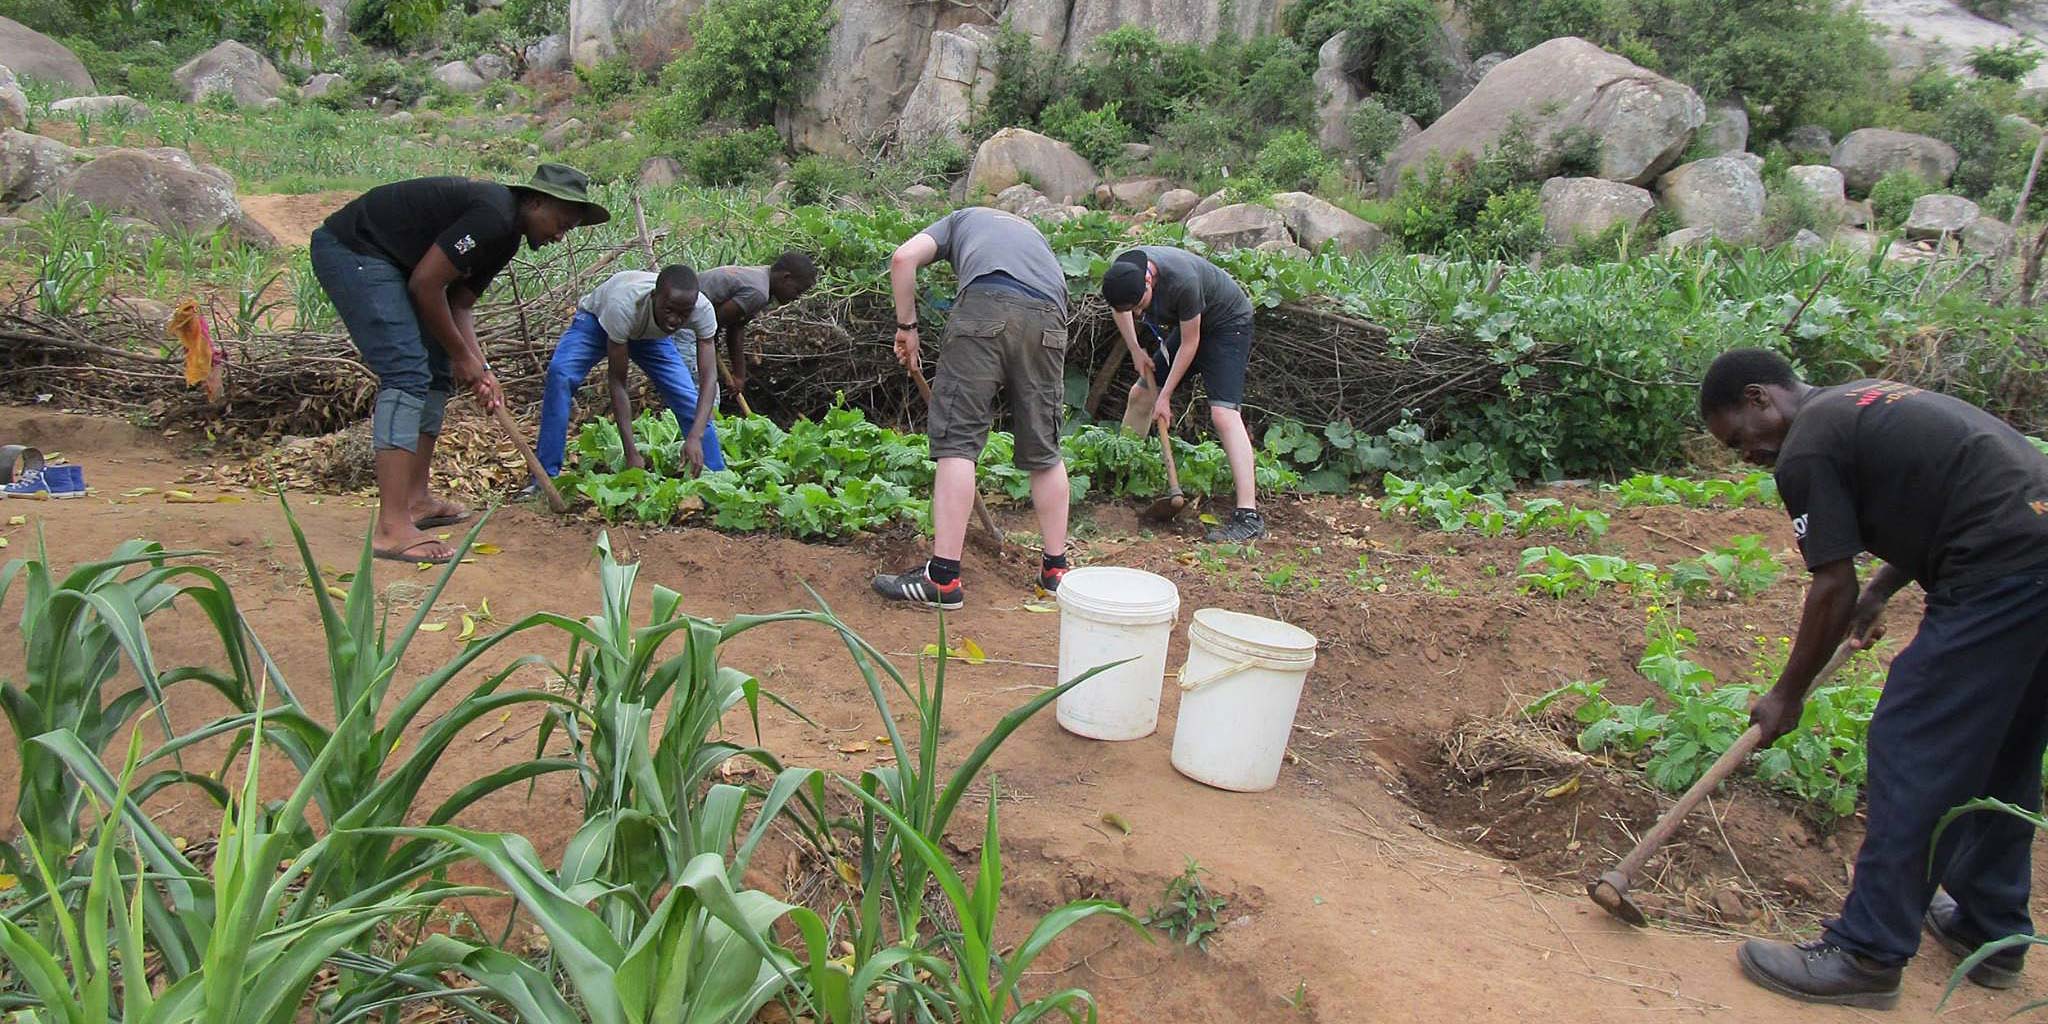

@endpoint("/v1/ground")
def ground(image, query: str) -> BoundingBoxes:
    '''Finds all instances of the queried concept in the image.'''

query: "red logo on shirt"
[1849,383,1922,407]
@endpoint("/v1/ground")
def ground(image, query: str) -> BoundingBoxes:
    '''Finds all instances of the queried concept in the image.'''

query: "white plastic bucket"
[1170,608,1319,792]
[1055,567,1181,741]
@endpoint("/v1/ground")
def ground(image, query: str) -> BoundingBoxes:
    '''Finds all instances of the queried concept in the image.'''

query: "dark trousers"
[1824,568,2048,966]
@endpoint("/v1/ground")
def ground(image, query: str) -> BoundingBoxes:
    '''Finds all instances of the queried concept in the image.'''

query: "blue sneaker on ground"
[3,467,50,498]
[47,465,85,499]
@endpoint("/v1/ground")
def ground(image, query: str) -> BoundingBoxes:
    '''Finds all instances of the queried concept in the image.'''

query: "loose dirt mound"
[1406,716,1860,931]
[238,191,354,249]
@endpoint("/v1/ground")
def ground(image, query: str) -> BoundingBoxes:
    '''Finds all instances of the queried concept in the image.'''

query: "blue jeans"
[309,227,448,452]
[535,311,725,476]
[1824,568,2048,965]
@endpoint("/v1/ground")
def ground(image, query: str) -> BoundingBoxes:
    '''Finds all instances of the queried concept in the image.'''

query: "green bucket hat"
[507,163,612,226]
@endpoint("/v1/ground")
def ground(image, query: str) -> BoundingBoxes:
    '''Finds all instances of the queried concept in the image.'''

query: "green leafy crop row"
[556,401,1299,537]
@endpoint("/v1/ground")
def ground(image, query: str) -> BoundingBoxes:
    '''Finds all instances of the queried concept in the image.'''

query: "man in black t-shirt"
[310,164,608,564]
[1700,348,2048,1009]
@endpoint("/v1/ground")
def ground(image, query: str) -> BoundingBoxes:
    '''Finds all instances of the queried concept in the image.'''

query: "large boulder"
[0,17,93,93]
[1784,125,1834,163]
[781,0,939,158]
[1537,176,1655,245]
[1270,191,1383,255]
[1697,103,1749,157]
[965,127,1099,205]
[301,73,345,100]
[1381,37,1704,196]
[50,95,148,119]
[1831,128,1959,194]
[1904,193,1980,240]
[1963,215,2016,256]
[1784,165,1851,223]
[1031,0,1284,59]
[1154,188,1201,222]
[0,64,23,131]
[1657,155,1765,243]
[174,41,285,107]
[0,128,78,204]
[1184,202,1290,252]
[638,155,683,187]
[1314,32,1361,152]
[568,0,704,64]
[898,26,998,147]
[474,53,513,82]
[1658,226,1717,253]
[1188,188,1229,220]
[1102,176,1174,209]
[432,61,486,94]
[526,34,570,73]
[36,149,274,248]
[1857,0,2048,94]
[315,0,349,47]
[540,117,586,151]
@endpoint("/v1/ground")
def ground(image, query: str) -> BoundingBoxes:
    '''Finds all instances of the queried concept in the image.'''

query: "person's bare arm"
[684,337,718,475]
[1750,558,1860,742]
[1848,562,1910,650]
[1152,315,1201,422]
[606,345,644,470]
[890,233,939,372]
[410,249,500,409]
[1113,310,1155,388]
[717,300,752,390]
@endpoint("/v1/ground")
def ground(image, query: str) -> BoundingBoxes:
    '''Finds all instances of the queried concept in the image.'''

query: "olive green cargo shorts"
[926,285,1068,470]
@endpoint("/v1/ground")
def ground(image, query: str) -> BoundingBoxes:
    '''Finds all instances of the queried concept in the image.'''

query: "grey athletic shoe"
[1204,508,1266,543]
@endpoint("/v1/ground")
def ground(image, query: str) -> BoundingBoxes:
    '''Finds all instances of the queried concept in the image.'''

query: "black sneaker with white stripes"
[871,562,965,610]
[1204,508,1267,543]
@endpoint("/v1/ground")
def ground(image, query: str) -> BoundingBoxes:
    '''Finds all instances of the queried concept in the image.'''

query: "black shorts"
[1149,316,1253,409]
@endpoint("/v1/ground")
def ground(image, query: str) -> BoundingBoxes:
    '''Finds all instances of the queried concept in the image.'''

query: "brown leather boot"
[1738,939,1903,1010]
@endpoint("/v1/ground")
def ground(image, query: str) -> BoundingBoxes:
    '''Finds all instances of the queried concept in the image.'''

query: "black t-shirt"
[1775,380,2048,592]
[323,177,522,293]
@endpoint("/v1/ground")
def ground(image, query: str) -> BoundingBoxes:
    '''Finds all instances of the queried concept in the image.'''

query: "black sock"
[1237,507,1260,517]
[1041,551,1068,571]
[927,556,962,584]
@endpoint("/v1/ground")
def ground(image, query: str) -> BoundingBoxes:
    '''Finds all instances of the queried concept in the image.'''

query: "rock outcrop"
[0,17,93,93]
[1964,215,2016,256]
[1184,202,1290,251]
[36,148,274,248]
[1904,193,1980,239]
[1784,165,1851,223]
[1381,37,1704,195]
[1270,191,1383,255]
[569,0,704,64]
[1101,176,1174,209]
[50,95,148,119]
[1831,129,1959,194]
[1537,176,1655,245]
[1314,33,1361,152]
[174,41,285,107]
[965,127,1099,204]
[431,61,486,94]
[1657,155,1765,243]
[0,128,77,205]
[0,65,23,131]
[1154,188,1201,222]
[1697,103,1749,157]
[301,73,345,100]
[898,27,999,147]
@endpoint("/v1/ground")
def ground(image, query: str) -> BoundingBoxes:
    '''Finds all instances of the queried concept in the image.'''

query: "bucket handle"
[1177,657,1265,692]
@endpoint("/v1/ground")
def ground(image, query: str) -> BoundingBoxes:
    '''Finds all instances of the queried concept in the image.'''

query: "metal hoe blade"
[1588,870,1647,927]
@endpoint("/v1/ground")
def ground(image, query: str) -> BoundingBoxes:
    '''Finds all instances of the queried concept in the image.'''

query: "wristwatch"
[897,322,918,331]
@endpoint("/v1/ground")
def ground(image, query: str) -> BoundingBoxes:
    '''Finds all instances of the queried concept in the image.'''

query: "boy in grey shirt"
[700,251,819,394]
[533,265,727,483]
[872,208,1074,609]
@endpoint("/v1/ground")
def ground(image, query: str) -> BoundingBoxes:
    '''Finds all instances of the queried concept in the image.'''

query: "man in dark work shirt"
[310,164,608,563]
[1701,348,2048,1009]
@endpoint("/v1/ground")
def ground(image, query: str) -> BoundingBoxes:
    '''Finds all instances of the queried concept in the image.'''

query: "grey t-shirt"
[921,207,1069,317]
[700,265,773,320]
[1135,245,1253,329]
[577,270,717,372]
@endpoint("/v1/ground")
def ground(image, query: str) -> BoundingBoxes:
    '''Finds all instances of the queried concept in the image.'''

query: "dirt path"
[0,405,2040,1022]
[239,192,355,249]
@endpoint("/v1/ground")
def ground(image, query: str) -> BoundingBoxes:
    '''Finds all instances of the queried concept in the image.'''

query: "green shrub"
[351,0,450,47]
[787,153,866,205]
[1455,0,1627,54]
[1969,41,2043,83]
[1907,67,1960,112]
[1038,97,1133,168]
[1254,129,1334,191]
[1868,169,1936,229]
[661,0,835,124]
[1349,97,1407,168]
[352,58,430,106]
[1073,25,1219,137]
[1231,34,1318,129]
[1466,185,1546,259]
[975,22,1067,134]
[1290,0,1449,122]
[575,54,641,102]
[686,126,783,185]
[1761,174,1838,244]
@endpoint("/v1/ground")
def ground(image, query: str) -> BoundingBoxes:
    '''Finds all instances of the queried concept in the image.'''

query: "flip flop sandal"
[373,539,456,565]
[0,445,44,485]
[414,509,475,529]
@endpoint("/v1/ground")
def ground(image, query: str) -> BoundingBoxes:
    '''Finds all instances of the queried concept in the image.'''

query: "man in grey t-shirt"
[1101,245,1264,543]
[701,251,819,394]
[872,207,1074,610]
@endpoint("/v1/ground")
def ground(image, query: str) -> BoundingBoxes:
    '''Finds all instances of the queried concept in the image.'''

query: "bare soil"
[2,404,2044,1023]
